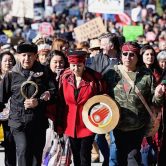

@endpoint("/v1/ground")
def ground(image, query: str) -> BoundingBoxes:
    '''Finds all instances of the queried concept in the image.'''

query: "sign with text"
[74,17,107,42]
[123,25,143,41]
[12,0,34,19]
[39,22,54,36]
[88,0,124,14]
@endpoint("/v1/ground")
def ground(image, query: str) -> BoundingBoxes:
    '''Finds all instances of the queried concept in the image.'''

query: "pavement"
[0,145,5,166]
[0,145,104,166]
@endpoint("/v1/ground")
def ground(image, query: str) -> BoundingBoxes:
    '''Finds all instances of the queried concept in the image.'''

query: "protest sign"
[123,25,143,41]
[74,17,107,42]
[39,22,54,36]
[88,0,124,14]
[12,0,34,19]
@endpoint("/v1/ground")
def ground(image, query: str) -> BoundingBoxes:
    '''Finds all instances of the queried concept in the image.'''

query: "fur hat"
[17,42,38,54]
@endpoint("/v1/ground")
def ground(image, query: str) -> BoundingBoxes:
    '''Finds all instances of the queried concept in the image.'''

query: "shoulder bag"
[118,65,162,137]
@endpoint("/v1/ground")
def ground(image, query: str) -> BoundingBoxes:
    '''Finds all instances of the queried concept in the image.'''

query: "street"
[0,146,103,166]
[0,146,5,166]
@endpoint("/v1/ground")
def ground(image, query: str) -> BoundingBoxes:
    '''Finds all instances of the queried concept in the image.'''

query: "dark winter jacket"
[0,61,57,129]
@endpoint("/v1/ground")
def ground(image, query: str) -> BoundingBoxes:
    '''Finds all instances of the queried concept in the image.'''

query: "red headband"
[67,55,86,64]
[122,44,140,54]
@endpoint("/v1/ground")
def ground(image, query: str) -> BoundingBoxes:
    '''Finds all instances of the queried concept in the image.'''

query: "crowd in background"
[0,0,166,166]
[0,0,166,51]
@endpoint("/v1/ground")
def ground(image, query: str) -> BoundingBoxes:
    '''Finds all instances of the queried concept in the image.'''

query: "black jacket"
[86,53,110,75]
[0,61,57,128]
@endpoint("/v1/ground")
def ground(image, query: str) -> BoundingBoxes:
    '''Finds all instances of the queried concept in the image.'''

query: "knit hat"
[37,44,51,54]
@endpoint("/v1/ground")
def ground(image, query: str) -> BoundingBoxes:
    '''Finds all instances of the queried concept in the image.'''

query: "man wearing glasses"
[104,41,165,166]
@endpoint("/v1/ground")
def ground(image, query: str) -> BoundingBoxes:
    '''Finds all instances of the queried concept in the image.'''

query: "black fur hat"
[17,42,38,54]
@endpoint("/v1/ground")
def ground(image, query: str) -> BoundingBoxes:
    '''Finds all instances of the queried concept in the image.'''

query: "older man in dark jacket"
[0,42,57,166]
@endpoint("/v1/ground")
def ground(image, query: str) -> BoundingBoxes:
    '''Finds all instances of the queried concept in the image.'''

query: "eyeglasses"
[122,52,135,57]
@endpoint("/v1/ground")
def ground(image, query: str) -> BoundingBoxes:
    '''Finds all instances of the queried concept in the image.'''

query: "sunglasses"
[122,52,135,57]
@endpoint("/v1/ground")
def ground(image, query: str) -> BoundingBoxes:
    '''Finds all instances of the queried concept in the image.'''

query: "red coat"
[59,68,105,138]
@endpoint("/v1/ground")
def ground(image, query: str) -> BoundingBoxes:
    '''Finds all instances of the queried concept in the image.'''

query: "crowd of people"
[0,0,166,166]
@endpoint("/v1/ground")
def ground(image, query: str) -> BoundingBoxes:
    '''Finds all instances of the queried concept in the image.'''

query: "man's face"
[121,51,138,69]
[19,52,37,69]
[100,37,113,54]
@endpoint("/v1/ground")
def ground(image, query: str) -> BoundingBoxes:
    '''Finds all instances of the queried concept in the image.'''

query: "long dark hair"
[140,44,161,83]
[140,44,159,70]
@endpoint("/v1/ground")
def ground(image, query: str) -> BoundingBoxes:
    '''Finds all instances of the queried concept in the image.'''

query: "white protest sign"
[12,0,34,19]
[74,17,107,42]
[88,0,124,14]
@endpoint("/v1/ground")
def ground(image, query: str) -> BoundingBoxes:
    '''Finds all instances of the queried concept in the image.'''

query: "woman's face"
[50,55,65,73]
[70,63,85,77]
[158,59,166,70]
[38,53,49,65]
[1,54,13,74]
[142,49,155,67]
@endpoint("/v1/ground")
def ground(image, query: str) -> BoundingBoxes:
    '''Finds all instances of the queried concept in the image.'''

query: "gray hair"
[157,50,166,61]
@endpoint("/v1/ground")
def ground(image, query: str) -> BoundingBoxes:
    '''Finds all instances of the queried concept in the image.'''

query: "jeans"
[140,144,157,166]
[96,134,109,166]
[109,131,117,166]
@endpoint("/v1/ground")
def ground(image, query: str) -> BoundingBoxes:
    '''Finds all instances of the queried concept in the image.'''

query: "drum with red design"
[82,95,120,134]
